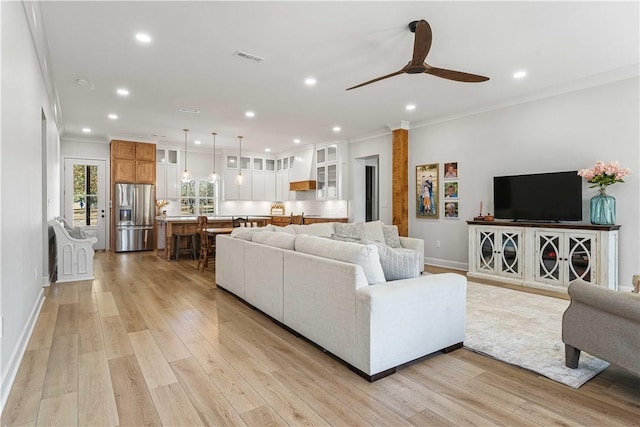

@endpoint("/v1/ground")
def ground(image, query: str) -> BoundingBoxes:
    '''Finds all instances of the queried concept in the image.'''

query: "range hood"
[289,147,316,191]
[290,180,317,191]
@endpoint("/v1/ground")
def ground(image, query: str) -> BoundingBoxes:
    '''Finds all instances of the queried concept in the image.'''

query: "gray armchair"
[562,279,640,376]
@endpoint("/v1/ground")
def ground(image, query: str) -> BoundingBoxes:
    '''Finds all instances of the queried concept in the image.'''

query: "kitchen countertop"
[157,215,272,222]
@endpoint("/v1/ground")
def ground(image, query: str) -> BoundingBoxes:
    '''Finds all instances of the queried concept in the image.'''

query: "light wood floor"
[2,251,639,426]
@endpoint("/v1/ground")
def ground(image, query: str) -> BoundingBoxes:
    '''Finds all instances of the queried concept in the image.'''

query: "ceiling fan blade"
[425,66,489,83]
[410,20,432,66]
[345,69,405,91]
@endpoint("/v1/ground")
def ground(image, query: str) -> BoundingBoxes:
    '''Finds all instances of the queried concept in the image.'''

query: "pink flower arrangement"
[577,161,631,190]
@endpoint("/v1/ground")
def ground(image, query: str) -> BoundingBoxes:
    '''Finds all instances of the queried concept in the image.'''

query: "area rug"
[465,281,609,389]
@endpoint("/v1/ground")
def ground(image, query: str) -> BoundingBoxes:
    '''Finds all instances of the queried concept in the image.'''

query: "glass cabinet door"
[477,230,496,273]
[253,157,264,171]
[567,234,596,282]
[327,164,337,199]
[499,231,521,278]
[316,166,326,199]
[536,232,562,285]
[327,145,337,163]
[265,159,275,171]
[227,155,238,169]
[316,148,326,164]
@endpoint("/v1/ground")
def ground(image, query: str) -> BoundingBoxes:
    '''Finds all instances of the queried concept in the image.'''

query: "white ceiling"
[38,1,639,154]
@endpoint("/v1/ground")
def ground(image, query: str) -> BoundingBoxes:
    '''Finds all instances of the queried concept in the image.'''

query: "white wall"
[407,77,639,290]
[1,1,61,407]
[348,133,393,224]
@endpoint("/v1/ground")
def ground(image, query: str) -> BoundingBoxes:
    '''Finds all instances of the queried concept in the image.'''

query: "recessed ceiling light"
[513,70,527,79]
[265,148,271,152]
[108,114,118,120]
[245,111,255,118]
[406,104,416,111]
[135,33,151,43]
[116,88,129,96]
[82,128,91,133]
[76,78,89,86]
[178,107,200,114]
[194,140,201,145]
[304,77,317,86]
[333,126,341,132]
[293,139,301,144]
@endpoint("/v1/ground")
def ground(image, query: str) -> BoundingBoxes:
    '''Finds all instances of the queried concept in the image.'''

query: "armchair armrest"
[567,279,640,322]
[399,236,424,272]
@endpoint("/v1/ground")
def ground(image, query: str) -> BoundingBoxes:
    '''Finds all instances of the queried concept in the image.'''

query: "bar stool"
[172,233,197,260]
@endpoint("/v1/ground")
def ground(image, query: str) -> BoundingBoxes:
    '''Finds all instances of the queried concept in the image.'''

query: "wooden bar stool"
[172,233,197,260]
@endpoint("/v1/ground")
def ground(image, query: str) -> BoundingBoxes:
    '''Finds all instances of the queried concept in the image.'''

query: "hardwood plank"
[186,340,266,414]
[170,357,247,426]
[100,315,134,360]
[78,351,119,426]
[239,405,288,427]
[26,310,57,351]
[41,334,78,399]
[96,291,119,317]
[108,355,162,427]
[111,287,148,333]
[514,402,584,427]
[128,329,177,389]
[52,303,78,338]
[231,356,331,426]
[78,310,104,354]
[76,282,97,315]
[58,283,79,305]
[1,348,51,426]
[149,383,205,427]
[35,392,78,427]
[273,366,373,426]
[406,408,457,427]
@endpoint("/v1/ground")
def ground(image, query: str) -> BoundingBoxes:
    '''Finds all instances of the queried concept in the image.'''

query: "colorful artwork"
[416,163,439,219]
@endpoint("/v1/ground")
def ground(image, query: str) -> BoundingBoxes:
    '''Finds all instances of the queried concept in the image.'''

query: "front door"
[64,158,107,250]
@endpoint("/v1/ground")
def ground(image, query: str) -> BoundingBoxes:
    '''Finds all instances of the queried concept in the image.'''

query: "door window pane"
[73,164,99,226]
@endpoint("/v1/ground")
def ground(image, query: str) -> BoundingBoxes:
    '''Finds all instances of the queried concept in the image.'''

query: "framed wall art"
[416,163,439,219]
[444,162,458,179]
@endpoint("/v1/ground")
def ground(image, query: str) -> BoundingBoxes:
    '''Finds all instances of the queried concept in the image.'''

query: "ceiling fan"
[346,20,489,91]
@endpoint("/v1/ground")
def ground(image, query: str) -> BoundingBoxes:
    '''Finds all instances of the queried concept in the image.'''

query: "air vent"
[233,50,264,62]
[178,107,200,114]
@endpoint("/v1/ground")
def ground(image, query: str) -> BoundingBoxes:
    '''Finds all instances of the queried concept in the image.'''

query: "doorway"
[365,157,379,222]
[63,158,107,250]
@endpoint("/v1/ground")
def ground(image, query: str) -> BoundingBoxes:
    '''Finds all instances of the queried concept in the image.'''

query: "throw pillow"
[331,234,361,243]
[68,227,88,239]
[334,222,361,238]
[294,235,386,285]
[361,238,421,281]
[382,224,402,248]
[334,221,386,244]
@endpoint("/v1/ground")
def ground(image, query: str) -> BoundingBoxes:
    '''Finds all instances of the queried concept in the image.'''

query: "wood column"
[392,128,409,236]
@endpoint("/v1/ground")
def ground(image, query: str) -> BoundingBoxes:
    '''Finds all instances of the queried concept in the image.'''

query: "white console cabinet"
[468,221,619,292]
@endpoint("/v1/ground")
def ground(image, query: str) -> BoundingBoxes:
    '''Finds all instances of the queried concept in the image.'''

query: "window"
[73,164,98,226]
[180,179,217,215]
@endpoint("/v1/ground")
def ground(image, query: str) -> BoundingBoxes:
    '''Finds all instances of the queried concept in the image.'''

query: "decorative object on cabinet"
[155,199,169,215]
[416,163,439,218]
[578,160,631,225]
[270,203,285,216]
[209,132,219,183]
[467,221,619,292]
[180,129,193,183]
[236,136,244,185]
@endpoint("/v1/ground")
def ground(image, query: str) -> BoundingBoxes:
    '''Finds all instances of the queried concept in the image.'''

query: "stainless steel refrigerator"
[115,183,155,252]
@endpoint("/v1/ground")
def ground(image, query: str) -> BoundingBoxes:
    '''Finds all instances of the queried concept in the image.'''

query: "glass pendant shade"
[209,132,218,183]
[236,135,244,185]
[181,128,192,183]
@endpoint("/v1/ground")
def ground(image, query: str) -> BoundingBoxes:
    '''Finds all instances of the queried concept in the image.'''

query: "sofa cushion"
[287,222,336,237]
[294,235,386,285]
[335,221,386,244]
[230,225,274,240]
[361,239,421,281]
[251,231,296,250]
[382,225,402,248]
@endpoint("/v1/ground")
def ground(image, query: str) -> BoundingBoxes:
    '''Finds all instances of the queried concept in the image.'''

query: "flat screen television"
[493,171,582,221]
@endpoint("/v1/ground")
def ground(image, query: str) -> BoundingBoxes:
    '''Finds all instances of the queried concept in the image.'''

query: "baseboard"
[424,257,468,272]
[1,288,45,412]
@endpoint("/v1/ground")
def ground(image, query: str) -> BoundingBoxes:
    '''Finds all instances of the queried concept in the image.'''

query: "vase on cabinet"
[590,188,616,225]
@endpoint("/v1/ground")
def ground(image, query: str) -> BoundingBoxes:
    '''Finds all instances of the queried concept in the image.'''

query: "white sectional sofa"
[216,222,466,381]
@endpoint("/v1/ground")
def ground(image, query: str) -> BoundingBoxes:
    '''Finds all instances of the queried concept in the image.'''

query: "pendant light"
[181,128,193,183]
[236,135,244,185]
[208,132,219,183]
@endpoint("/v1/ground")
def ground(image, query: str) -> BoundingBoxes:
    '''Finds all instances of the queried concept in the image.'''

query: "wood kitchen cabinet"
[136,143,155,161]
[136,161,156,184]
[111,140,156,184]
[112,159,136,183]
[111,140,135,159]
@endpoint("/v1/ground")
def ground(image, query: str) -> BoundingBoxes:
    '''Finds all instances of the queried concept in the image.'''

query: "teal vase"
[590,188,616,225]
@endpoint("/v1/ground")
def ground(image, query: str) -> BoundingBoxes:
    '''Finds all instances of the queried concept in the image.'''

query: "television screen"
[493,171,582,221]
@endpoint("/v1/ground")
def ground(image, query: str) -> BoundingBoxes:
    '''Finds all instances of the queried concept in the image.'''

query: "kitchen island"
[156,216,271,259]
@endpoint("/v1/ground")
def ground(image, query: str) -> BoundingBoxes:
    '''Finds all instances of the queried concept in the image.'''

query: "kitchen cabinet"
[111,140,135,159]
[136,161,156,184]
[316,144,338,199]
[111,140,157,184]
[156,164,179,199]
[113,159,136,183]
[468,221,619,292]
[156,148,179,165]
[136,143,155,161]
